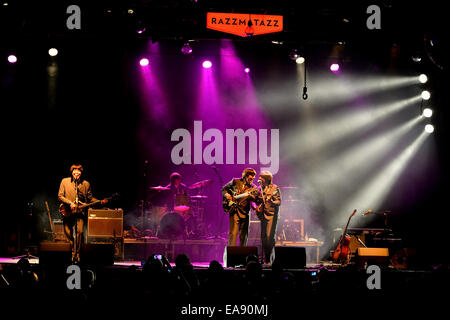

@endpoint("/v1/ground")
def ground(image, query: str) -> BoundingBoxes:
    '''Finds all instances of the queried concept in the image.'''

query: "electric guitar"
[223,187,259,214]
[332,209,357,263]
[59,193,119,218]
[255,186,279,219]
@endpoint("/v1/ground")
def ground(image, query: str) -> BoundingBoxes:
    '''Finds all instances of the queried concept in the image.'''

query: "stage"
[2,2,450,316]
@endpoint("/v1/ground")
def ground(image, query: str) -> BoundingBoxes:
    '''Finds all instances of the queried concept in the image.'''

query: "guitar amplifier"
[87,209,123,238]
[86,209,124,260]
[52,219,68,242]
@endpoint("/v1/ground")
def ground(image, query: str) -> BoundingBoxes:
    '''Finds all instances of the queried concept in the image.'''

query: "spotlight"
[421,90,431,100]
[411,53,422,63]
[330,63,340,72]
[7,54,17,63]
[422,108,433,118]
[296,56,305,64]
[48,48,58,57]
[139,58,149,66]
[289,49,299,61]
[181,42,193,55]
[425,124,434,133]
[418,74,428,83]
[244,67,250,73]
[202,60,212,69]
[136,20,146,34]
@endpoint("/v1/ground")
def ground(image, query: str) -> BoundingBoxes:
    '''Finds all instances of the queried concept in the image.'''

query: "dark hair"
[170,172,182,184]
[242,168,256,178]
[70,164,83,173]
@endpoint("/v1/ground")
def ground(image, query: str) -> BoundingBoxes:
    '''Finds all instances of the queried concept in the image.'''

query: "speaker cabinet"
[223,246,258,268]
[38,241,114,266]
[52,219,68,242]
[81,243,115,265]
[273,246,306,268]
[39,241,71,265]
[87,209,123,238]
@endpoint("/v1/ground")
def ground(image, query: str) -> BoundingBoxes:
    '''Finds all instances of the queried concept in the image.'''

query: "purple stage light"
[330,63,340,72]
[181,42,193,55]
[244,67,250,73]
[8,55,17,63]
[139,58,149,66]
[202,60,212,69]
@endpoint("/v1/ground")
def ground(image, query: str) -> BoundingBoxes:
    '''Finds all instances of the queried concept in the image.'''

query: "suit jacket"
[256,183,281,220]
[222,178,259,218]
[58,177,98,206]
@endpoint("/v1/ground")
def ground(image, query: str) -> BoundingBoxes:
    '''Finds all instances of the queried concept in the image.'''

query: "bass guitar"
[332,209,357,263]
[223,187,259,214]
[59,193,119,218]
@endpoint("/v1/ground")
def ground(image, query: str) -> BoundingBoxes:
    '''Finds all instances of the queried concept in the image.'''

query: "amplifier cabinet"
[87,209,123,238]
[53,219,68,242]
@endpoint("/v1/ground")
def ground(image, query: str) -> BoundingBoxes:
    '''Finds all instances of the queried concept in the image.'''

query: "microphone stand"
[209,167,227,241]
[73,179,79,263]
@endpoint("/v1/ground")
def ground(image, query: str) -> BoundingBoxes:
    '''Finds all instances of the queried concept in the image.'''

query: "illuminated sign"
[207,12,283,37]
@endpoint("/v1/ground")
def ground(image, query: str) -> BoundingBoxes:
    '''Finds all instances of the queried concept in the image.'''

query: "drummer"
[165,172,189,210]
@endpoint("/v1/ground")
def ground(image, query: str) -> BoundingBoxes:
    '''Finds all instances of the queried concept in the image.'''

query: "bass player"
[58,164,108,263]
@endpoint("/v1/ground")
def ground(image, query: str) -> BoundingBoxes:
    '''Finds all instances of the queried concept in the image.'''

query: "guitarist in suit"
[255,171,281,264]
[222,168,260,247]
[58,164,108,263]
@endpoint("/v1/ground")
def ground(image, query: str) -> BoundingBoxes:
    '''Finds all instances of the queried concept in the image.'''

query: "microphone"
[362,209,372,216]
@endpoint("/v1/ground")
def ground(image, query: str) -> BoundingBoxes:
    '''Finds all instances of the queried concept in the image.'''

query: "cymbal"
[281,186,298,189]
[189,179,213,189]
[190,195,208,200]
[285,199,300,202]
[149,186,171,191]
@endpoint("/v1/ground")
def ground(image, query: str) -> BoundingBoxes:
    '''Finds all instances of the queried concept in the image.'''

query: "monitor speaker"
[223,246,258,267]
[273,246,306,268]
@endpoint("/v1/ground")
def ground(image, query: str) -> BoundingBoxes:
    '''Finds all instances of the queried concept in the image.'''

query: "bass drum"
[158,212,186,239]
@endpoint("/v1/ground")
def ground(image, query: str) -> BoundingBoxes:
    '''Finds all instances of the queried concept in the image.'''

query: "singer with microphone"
[222,168,259,247]
[58,164,109,263]
[254,171,281,265]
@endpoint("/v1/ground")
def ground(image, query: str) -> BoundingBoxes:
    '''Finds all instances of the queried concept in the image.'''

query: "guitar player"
[255,171,281,265]
[58,164,108,263]
[222,168,260,247]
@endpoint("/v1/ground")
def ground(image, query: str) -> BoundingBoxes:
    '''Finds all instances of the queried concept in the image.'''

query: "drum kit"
[139,181,303,241]
[145,179,212,239]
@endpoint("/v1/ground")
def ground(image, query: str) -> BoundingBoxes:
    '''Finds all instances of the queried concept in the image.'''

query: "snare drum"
[174,194,191,220]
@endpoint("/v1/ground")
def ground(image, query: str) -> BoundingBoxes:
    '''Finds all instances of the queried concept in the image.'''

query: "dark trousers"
[64,217,84,259]
[228,213,249,246]
[260,214,278,263]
